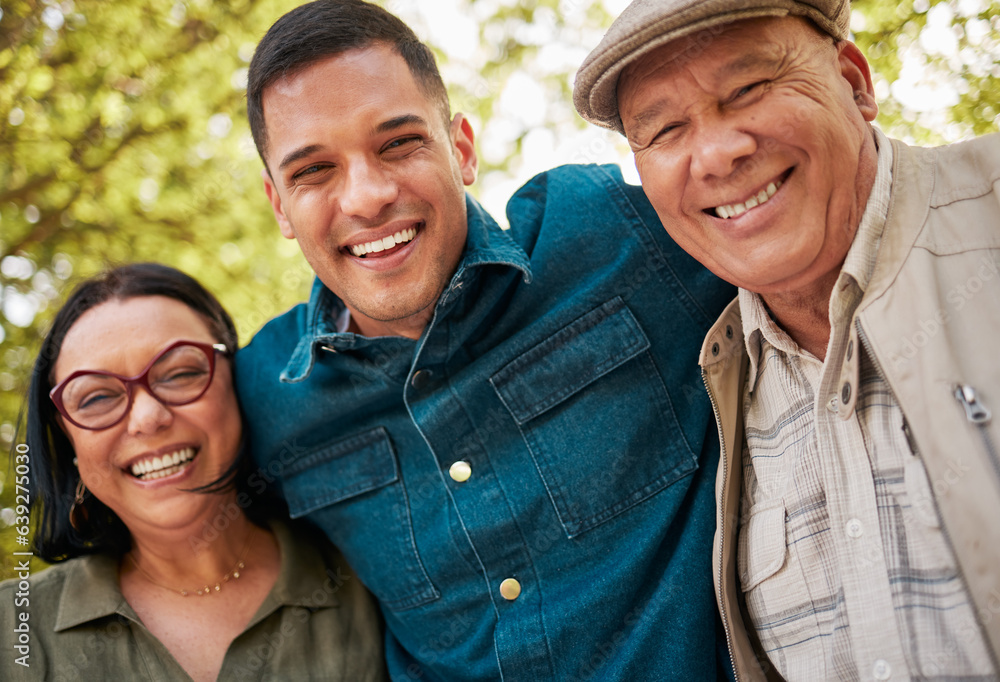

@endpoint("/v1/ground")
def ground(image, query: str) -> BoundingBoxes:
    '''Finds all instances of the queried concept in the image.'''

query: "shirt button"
[410,369,433,390]
[449,461,471,483]
[499,578,521,601]
[841,382,852,404]
[846,518,864,538]
[827,396,839,413]
[872,659,892,680]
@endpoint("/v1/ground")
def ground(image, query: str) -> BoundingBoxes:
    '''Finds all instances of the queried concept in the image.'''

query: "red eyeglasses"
[50,340,230,430]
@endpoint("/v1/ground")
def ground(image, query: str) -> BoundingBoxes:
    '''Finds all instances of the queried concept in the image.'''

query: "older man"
[236,1,736,680]
[576,1,1000,680]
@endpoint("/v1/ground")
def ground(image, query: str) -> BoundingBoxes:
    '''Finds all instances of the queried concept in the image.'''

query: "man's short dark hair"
[247,0,451,166]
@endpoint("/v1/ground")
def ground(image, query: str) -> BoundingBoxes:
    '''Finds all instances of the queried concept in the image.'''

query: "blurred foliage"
[853,0,1000,142]
[1,0,317,577]
[1,0,998,578]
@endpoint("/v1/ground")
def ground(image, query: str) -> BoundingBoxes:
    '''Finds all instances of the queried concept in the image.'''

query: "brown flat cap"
[574,0,851,134]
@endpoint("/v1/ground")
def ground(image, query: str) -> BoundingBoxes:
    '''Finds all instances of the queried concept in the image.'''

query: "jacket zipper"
[702,367,742,682]
[857,320,1000,672]
[952,384,1000,487]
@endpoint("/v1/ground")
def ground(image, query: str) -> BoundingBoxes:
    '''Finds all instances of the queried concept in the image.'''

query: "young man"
[575,0,1000,679]
[236,1,735,680]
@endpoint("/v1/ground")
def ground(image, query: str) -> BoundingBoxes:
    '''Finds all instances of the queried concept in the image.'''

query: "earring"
[69,478,89,532]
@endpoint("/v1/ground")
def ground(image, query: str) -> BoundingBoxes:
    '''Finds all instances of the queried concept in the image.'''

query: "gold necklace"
[127,526,256,597]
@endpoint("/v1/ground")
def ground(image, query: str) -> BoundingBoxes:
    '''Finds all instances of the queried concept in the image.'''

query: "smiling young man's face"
[617,16,878,296]
[261,43,477,338]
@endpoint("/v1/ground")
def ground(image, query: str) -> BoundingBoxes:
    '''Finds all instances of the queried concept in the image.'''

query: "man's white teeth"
[715,180,781,219]
[131,447,196,480]
[349,227,417,257]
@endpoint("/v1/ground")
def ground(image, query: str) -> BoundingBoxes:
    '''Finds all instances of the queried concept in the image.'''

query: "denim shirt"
[236,164,736,681]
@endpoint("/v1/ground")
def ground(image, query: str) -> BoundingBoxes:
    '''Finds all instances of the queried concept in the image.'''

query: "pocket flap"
[283,427,398,518]
[490,297,650,425]
[738,499,787,592]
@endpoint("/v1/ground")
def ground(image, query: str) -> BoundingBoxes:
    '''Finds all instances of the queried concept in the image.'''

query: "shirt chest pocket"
[282,427,439,611]
[489,297,697,538]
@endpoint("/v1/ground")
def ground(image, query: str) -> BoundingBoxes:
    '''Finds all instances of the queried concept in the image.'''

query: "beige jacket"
[702,134,1000,681]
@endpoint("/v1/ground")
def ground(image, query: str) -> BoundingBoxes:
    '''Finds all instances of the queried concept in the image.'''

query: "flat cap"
[574,0,851,134]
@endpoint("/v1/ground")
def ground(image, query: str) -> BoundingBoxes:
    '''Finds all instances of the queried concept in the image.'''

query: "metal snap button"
[449,461,471,483]
[499,578,521,601]
[411,369,433,390]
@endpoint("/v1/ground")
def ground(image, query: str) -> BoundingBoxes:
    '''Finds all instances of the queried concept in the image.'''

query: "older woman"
[0,263,386,681]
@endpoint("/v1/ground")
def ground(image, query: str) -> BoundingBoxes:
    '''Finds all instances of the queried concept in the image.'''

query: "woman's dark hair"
[18,262,278,562]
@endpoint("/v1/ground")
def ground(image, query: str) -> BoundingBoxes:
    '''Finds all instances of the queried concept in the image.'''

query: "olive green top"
[0,519,387,681]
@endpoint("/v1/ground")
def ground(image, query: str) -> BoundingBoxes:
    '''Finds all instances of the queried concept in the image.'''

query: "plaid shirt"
[737,129,996,681]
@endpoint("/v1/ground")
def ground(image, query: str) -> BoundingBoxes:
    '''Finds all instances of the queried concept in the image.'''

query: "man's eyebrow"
[625,100,669,144]
[278,144,325,173]
[373,114,429,135]
[624,51,783,143]
[622,85,683,144]
[718,51,783,79]
[276,115,431,173]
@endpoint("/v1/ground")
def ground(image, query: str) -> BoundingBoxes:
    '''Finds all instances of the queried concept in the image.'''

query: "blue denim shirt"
[236,164,736,681]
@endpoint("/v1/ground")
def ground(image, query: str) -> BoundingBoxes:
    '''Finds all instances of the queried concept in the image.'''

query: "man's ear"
[450,113,478,187]
[838,41,878,122]
[262,167,296,239]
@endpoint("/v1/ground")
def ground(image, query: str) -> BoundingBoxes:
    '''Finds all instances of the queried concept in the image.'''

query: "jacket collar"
[53,520,338,632]
[699,298,743,370]
[280,193,531,383]
[863,137,935,305]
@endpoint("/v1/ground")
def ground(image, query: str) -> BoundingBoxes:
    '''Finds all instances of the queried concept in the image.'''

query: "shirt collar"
[53,519,339,632]
[54,552,130,632]
[242,520,343,631]
[740,127,894,391]
[280,193,531,383]
[739,288,800,394]
[838,127,894,294]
